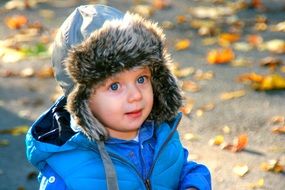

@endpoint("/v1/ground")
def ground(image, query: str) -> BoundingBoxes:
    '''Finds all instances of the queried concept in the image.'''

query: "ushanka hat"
[51,4,182,141]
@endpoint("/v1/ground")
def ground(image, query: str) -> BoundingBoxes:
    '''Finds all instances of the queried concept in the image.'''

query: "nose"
[127,84,142,103]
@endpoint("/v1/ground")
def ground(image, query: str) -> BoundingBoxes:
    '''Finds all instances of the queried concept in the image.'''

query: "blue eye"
[137,76,146,84]
[110,83,119,91]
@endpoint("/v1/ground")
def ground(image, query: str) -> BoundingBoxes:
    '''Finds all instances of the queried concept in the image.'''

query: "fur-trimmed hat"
[52,5,182,141]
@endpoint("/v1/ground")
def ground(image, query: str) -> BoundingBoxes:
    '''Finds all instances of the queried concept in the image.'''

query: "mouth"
[125,109,143,118]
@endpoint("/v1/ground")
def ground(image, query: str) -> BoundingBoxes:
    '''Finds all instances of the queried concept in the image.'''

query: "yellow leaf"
[0,125,29,136]
[209,135,224,146]
[220,90,246,100]
[0,47,25,63]
[233,164,249,177]
[175,39,191,51]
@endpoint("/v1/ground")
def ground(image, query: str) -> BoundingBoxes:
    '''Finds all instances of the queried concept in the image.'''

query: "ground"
[0,0,284,189]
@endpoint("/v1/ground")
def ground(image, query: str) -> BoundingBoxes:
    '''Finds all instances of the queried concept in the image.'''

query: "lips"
[125,109,143,118]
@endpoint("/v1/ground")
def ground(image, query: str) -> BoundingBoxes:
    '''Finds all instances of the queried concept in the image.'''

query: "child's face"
[89,67,153,140]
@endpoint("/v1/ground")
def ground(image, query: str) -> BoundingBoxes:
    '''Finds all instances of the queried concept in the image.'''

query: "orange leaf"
[176,15,187,24]
[219,33,240,45]
[247,34,263,46]
[5,15,28,29]
[237,72,264,83]
[207,48,235,64]
[175,39,191,51]
[152,0,171,10]
[234,134,248,152]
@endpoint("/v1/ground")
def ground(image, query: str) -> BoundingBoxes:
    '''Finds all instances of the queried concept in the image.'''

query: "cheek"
[89,94,120,117]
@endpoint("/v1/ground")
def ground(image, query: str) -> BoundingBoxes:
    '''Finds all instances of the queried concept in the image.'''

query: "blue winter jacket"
[26,97,211,189]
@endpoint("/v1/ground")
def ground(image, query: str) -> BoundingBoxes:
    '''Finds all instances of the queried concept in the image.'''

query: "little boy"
[26,4,211,190]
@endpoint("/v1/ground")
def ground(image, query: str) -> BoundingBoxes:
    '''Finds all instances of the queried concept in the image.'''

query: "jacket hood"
[52,5,182,141]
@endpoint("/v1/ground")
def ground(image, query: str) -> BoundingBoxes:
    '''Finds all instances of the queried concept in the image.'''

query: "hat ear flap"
[66,85,108,141]
[149,60,182,123]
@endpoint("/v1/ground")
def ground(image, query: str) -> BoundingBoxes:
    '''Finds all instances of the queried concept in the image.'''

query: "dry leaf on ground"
[233,164,249,177]
[221,134,249,152]
[260,159,284,173]
[237,73,285,90]
[208,135,224,146]
[0,125,29,136]
[175,39,191,51]
[207,48,235,64]
[182,80,200,92]
[220,89,246,101]
[5,15,28,29]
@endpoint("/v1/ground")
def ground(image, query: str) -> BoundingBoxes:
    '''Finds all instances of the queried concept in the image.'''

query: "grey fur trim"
[65,12,182,141]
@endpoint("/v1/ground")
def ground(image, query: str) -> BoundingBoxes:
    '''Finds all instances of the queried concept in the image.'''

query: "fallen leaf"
[219,33,240,46]
[182,80,200,92]
[161,20,175,29]
[272,125,285,134]
[189,6,233,19]
[194,70,214,80]
[220,89,246,101]
[231,57,252,67]
[271,21,285,32]
[5,0,37,10]
[131,5,154,18]
[176,15,187,24]
[233,164,249,177]
[207,48,235,64]
[209,135,224,146]
[234,134,248,152]
[152,0,171,10]
[0,47,25,63]
[222,125,231,134]
[221,134,248,152]
[20,68,35,78]
[260,159,284,173]
[5,15,28,29]
[247,34,263,47]
[264,39,285,54]
[233,42,253,52]
[180,99,195,115]
[237,73,285,90]
[36,66,54,78]
[247,178,265,189]
[173,67,195,78]
[183,133,199,141]
[269,116,284,125]
[0,125,29,136]
[175,39,191,51]
[259,57,283,69]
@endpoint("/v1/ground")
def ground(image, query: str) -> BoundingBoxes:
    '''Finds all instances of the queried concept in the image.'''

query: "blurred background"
[0,0,284,189]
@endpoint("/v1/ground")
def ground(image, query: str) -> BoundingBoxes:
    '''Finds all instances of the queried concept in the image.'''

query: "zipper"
[86,114,182,190]
[146,115,182,180]
[144,179,151,190]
